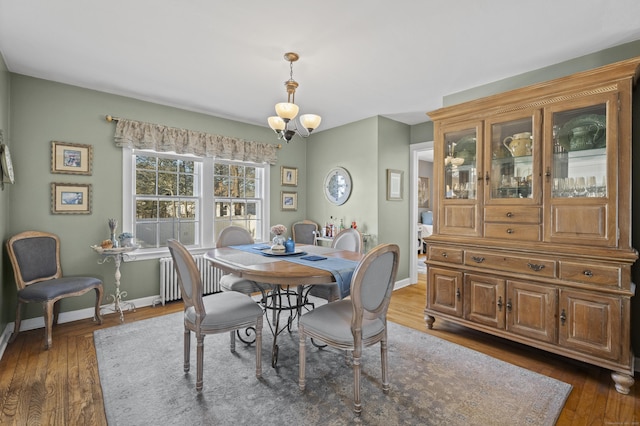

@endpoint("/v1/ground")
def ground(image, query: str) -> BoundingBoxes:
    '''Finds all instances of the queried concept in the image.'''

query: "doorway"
[410,142,434,284]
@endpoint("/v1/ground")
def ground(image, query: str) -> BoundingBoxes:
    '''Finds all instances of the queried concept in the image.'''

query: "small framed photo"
[281,191,298,211]
[281,166,298,186]
[51,141,93,175]
[51,183,92,214]
[387,169,403,201]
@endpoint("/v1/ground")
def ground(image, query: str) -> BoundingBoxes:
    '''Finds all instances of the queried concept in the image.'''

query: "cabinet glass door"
[444,129,477,200]
[486,114,538,204]
[551,103,606,199]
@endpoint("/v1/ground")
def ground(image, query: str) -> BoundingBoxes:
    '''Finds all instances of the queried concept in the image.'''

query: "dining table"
[204,243,363,367]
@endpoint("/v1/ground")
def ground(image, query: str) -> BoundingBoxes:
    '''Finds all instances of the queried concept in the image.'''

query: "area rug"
[94,312,571,425]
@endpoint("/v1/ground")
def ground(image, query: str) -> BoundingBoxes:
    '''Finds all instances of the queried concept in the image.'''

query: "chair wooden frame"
[298,243,400,415]
[6,230,104,349]
[168,239,263,391]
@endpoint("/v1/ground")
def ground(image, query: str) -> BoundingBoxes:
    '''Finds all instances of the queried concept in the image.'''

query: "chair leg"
[43,300,55,350]
[381,336,389,394]
[183,328,191,373]
[352,348,362,416]
[298,328,306,391]
[230,330,236,353]
[9,302,22,343]
[53,300,61,326]
[94,286,104,324]
[255,316,263,378]
[196,334,204,392]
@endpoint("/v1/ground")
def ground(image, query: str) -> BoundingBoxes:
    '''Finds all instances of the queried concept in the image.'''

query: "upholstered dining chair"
[292,220,318,245]
[309,228,364,302]
[216,226,272,297]
[167,239,263,392]
[6,230,104,349]
[298,243,399,416]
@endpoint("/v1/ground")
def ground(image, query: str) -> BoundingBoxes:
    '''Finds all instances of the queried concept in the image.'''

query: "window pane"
[246,167,256,179]
[135,222,157,247]
[158,158,177,172]
[159,200,177,218]
[136,155,156,171]
[136,171,157,195]
[216,202,231,218]
[177,222,196,245]
[229,177,243,198]
[214,163,229,176]
[245,178,256,197]
[214,176,229,197]
[179,159,194,173]
[179,174,194,196]
[136,200,158,219]
[231,201,246,218]
[158,172,177,196]
[179,201,197,219]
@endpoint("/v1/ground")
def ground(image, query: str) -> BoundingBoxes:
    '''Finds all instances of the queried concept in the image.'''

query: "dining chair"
[217,226,272,296]
[6,230,104,349]
[309,228,363,302]
[292,220,318,245]
[298,243,400,415]
[167,239,263,391]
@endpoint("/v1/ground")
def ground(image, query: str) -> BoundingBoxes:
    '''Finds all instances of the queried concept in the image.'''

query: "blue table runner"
[229,244,359,298]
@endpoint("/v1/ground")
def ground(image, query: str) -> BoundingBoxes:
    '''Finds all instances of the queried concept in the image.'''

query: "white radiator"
[156,255,221,306]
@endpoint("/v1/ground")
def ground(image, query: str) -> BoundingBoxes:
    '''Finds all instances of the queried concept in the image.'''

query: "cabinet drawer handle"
[497,296,503,311]
[441,252,448,258]
[560,308,566,325]
[506,228,514,234]
[456,288,461,300]
[583,270,593,277]
[506,212,513,218]
[506,299,512,312]
[527,263,545,272]
[485,172,490,184]
[471,256,485,263]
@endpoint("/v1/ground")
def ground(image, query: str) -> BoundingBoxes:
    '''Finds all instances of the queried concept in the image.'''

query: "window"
[123,149,269,259]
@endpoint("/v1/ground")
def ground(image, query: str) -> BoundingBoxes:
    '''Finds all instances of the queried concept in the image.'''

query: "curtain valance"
[112,118,278,165]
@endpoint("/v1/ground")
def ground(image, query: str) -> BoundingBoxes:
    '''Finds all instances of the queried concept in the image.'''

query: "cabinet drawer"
[428,246,463,264]
[484,206,541,224]
[465,250,556,278]
[484,223,541,242]
[559,261,621,287]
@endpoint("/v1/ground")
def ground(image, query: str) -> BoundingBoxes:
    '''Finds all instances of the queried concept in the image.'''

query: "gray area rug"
[94,311,571,425]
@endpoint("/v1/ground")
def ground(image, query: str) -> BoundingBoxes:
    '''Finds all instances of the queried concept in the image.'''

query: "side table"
[91,246,136,322]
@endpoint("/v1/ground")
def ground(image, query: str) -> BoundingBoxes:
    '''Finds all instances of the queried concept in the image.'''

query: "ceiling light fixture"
[268,52,321,143]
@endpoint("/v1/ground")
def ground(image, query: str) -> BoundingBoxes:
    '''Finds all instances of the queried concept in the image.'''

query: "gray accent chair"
[309,228,364,302]
[167,239,263,392]
[292,220,318,245]
[6,231,104,349]
[298,243,399,415]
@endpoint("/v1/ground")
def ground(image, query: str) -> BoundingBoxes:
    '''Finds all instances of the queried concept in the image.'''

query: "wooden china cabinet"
[425,57,640,394]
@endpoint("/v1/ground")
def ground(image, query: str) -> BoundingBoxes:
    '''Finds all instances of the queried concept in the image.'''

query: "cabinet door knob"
[441,252,448,258]
[497,296,503,311]
[560,308,566,325]
[485,172,490,185]
[506,212,513,218]
[471,256,485,263]
[456,288,461,300]
[506,299,512,312]
[506,228,514,234]
[545,167,552,177]
[583,270,593,277]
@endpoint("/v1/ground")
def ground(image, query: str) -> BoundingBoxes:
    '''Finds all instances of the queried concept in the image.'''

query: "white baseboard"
[393,277,412,290]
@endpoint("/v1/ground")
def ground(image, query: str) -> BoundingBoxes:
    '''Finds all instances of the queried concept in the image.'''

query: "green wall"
[0,54,10,334]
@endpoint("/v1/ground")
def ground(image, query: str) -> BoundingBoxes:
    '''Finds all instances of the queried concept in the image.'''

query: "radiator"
[156,255,221,306]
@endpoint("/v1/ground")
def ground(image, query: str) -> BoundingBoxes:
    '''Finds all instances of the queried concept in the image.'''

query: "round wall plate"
[1,144,14,185]
[324,167,352,205]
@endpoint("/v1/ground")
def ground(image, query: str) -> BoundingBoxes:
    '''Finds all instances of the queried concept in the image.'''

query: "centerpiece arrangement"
[270,224,287,251]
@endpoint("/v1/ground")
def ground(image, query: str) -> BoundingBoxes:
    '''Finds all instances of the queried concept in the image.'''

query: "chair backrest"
[6,231,62,289]
[292,220,318,244]
[216,226,254,247]
[331,228,363,253]
[350,244,399,329]
[167,239,205,317]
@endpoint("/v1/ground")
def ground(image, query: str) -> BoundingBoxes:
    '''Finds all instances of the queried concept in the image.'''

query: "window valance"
[112,118,278,165]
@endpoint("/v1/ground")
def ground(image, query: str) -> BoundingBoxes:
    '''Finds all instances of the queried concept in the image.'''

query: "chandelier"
[267,52,321,143]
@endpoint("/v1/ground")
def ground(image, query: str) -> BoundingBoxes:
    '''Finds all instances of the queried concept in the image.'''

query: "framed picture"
[51,141,93,175]
[387,169,403,201]
[51,183,92,214]
[418,177,430,208]
[281,191,298,211]
[281,166,298,186]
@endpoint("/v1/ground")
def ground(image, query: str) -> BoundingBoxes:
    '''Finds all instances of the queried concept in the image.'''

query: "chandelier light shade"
[268,52,321,143]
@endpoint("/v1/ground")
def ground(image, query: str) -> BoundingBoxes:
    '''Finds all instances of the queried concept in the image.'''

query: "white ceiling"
[1,1,640,133]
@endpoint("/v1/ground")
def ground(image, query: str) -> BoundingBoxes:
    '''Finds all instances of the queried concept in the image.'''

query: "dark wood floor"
[0,273,637,425]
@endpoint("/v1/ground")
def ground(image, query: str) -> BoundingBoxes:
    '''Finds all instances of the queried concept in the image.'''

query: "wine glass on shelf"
[587,176,597,197]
